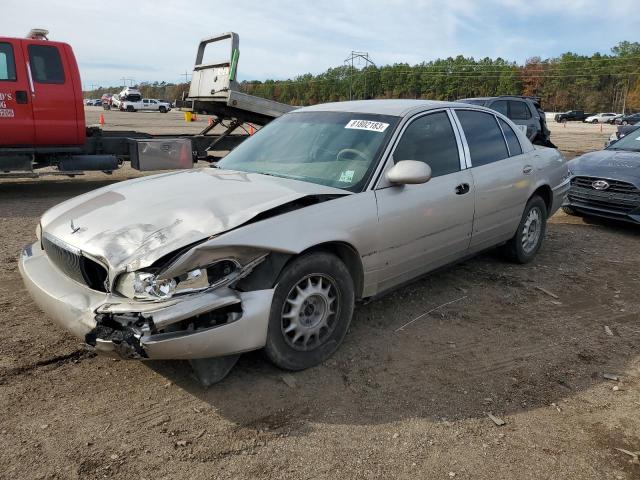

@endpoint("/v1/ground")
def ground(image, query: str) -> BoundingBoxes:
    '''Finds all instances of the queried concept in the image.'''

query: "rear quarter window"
[28,45,65,84]
[0,43,16,81]
[456,110,509,167]
[498,118,523,156]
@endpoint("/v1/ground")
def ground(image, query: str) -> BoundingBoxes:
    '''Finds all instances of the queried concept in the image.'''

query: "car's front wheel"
[264,252,354,371]
[159,106,167,113]
[502,195,547,264]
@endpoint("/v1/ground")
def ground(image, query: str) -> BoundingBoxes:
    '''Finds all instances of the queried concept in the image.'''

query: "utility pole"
[120,77,134,87]
[344,51,375,100]
[180,70,191,84]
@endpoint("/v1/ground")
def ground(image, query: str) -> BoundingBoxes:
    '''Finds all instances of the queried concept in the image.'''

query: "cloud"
[4,0,639,87]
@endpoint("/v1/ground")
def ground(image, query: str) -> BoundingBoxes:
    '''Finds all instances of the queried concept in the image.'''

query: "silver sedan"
[20,100,569,384]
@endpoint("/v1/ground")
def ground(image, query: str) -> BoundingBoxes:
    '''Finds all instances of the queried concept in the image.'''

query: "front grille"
[42,235,108,292]
[569,176,640,214]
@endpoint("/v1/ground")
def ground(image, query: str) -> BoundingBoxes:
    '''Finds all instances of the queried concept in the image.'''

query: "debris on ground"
[487,413,506,426]
[603,373,619,381]
[281,374,298,388]
[395,296,467,332]
[615,448,640,464]
[535,286,559,299]
[175,440,191,447]
[604,326,614,337]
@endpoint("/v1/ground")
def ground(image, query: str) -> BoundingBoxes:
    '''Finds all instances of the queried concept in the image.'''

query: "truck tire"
[561,118,567,124]
[126,105,135,112]
[501,195,547,264]
[264,252,355,371]
[159,106,167,113]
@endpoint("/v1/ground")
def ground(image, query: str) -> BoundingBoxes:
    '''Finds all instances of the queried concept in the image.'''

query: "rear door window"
[456,110,509,167]
[0,43,16,81]
[508,100,531,120]
[28,45,65,84]
[498,118,523,156]
[393,111,460,178]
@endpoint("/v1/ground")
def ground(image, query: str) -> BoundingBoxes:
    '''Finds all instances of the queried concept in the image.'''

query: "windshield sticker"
[345,119,389,132]
[338,170,355,183]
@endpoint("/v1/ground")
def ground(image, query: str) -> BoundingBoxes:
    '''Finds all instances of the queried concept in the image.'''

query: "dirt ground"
[0,114,639,480]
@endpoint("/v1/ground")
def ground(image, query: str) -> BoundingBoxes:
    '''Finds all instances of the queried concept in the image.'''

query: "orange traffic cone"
[99,113,105,126]
[249,124,255,135]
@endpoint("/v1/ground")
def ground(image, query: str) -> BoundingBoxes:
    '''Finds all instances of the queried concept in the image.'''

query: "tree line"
[241,41,640,113]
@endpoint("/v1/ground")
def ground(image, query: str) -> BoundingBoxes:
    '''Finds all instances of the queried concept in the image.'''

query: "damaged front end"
[83,248,278,360]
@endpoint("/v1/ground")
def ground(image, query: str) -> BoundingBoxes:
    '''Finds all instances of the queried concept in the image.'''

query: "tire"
[592,119,598,124]
[126,106,135,112]
[561,118,567,124]
[159,106,167,113]
[501,195,547,264]
[264,252,355,371]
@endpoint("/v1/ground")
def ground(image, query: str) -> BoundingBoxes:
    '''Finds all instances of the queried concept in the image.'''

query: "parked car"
[584,112,619,124]
[554,110,591,123]
[457,96,554,147]
[564,131,640,223]
[615,113,640,125]
[19,100,568,383]
[111,87,142,110]
[101,93,113,110]
[605,124,640,148]
[120,98,172,113]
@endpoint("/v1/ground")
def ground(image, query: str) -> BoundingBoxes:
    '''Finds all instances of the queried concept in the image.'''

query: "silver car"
[19,100,569,383]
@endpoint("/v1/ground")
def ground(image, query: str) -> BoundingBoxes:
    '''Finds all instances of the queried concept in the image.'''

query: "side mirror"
[386,160,432,185]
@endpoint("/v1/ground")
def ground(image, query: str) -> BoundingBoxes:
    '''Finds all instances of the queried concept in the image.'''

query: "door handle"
[15,91,28,104]
[523,165,533,175]
[455,183,470,195]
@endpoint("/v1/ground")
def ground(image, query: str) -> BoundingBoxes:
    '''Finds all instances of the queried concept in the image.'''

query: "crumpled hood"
[40,168,348,272]
[569,149,640,186]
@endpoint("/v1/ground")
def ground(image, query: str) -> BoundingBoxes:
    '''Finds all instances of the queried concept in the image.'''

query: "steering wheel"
[336,148,368,162]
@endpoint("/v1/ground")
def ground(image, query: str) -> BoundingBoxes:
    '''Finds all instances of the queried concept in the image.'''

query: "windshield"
[217,111,399,191]
[608,129,640,152]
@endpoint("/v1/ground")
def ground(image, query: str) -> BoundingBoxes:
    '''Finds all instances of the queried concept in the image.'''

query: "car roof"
[293,99,466,117]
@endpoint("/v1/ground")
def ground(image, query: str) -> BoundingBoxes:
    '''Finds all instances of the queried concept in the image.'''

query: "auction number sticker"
[0,109,15,118]
[0,92,15,118]
[345,119,389,132]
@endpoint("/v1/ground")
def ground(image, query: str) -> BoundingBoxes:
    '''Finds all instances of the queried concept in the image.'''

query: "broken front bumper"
[19,241,274,360]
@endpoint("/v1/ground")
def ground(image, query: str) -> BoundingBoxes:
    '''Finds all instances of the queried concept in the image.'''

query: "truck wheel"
[501,195,547,264]
[561,118,567,124]
[126,106,135,112]
[264,252,355,371]
[159,106,167,113]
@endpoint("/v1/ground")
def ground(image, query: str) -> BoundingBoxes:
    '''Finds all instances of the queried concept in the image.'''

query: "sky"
[4,0,639,88]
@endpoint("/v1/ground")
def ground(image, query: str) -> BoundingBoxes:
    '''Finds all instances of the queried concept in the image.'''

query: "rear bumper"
[19,241,274,360]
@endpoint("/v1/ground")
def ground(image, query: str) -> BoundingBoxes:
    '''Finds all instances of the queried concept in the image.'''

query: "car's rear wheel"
[502,195,547,264]
[592,119,598,124]
[264,252,354,371]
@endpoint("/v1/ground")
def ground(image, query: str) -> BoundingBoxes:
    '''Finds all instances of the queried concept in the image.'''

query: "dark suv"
[457,96,554,147]
[615,113,640,125]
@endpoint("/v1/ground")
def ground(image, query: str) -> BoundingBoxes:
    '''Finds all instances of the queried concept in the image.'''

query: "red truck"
[0,30,289,177]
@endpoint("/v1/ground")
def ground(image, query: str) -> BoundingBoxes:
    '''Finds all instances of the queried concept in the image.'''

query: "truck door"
[21,41,80,145]
[0,39,35,146]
